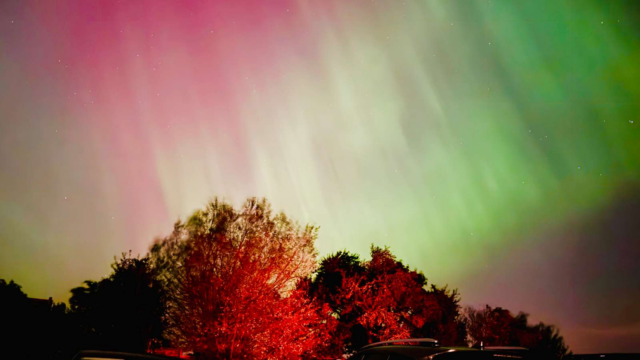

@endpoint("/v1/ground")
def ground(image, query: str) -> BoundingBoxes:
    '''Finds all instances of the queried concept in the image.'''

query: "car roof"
[361,338,439,350]
[356,346,475,359]
[355,346,536,360]
[73,350,177,360]
[571,355,640,360]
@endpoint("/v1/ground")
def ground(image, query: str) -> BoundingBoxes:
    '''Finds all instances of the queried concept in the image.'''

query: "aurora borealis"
[1,0,639,353]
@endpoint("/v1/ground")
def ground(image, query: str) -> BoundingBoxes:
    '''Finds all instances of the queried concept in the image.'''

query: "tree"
[420,285,467,346]
[0,279,74,360]
[463,305,570,359]
[0,279,28,305]
[309,246,467,356]
[464,305,513,347]
[0,279,29,359]
[70,252,166,353]
[149,198,331,359]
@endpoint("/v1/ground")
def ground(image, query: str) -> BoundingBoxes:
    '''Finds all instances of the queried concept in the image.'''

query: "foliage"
[309,246,467,356]
[0,279,72,360]
[1,197,573,359]
[0,279,28,304]
[70,252,166,353]
[463,305,570,359]
[0,279,29,359]
[149,197,330,359]
[421,284,468,346]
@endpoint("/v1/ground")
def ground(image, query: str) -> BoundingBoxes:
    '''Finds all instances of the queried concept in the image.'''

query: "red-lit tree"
[150,198,332,359]
[420,285,467,346]
[309,246,466,356]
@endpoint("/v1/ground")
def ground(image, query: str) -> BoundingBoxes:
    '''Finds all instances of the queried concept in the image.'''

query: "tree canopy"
[308,246,467,356]
[70,252,166,353]
[464,305,570,359]
[149,197,330,359]
[1,197,573,360]
[0,279,70,360]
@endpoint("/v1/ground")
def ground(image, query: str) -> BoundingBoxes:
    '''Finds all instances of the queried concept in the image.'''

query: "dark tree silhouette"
[463,305,570,359]
[0,279,29,359]
[0,279,74,360]
[70,252,166,353]
[0,279,28,304]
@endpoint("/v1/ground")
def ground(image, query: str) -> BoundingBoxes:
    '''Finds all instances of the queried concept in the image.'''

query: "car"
[570,355,640,359]
[72,350,179,360]
[352,338,540,360]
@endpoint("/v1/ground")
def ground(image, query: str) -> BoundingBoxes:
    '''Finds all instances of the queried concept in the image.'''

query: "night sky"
[1,0,639,353]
